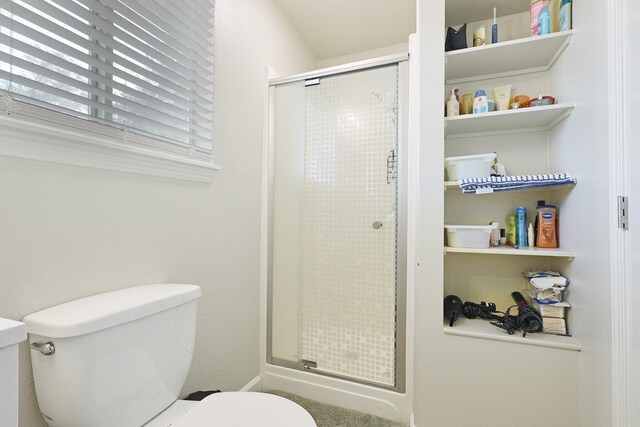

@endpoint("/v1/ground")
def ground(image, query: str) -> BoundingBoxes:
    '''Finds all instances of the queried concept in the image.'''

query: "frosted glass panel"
[301,65,398,386]
[270,64,399,387]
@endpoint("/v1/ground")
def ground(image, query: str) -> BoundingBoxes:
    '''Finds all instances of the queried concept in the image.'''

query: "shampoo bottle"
[538,4,550,35]
[550,0,561,32]
[530,0,544,35]
[560,0,572,31]
[446,89,460,117]
[516,206,527,247]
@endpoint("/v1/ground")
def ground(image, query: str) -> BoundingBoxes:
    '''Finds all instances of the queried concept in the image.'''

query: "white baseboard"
[240,375,262,392]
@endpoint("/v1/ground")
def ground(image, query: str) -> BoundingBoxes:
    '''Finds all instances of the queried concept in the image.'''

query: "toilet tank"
[23,284,201,427]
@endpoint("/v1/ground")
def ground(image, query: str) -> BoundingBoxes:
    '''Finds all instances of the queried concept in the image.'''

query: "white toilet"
[23,284,316,427]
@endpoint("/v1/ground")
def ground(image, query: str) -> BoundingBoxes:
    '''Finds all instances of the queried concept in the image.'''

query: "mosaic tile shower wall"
[300,65,399,386]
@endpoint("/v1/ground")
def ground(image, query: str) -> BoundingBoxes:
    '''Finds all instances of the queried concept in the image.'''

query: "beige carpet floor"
[263,390,406,427]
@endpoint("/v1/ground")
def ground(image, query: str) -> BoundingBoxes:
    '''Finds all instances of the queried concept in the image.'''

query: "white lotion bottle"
[446,90,460,117]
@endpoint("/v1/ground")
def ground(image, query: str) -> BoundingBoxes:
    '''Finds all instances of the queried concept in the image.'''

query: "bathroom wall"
[317,43,408,68]
[0,1,317,426]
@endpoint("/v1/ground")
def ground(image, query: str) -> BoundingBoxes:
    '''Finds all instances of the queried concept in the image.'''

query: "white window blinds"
[0,0,214,157]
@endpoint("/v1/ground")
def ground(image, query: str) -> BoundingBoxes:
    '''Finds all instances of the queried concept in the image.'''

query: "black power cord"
[492,292,544,336]
[490,305,519,335]
[462,301,502,321]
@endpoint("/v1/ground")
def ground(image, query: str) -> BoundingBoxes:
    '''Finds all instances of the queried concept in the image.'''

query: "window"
[0,0,216,181]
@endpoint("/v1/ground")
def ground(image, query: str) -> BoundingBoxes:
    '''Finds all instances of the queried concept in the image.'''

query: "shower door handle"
[387,150,396,184]
[372,221,383,229]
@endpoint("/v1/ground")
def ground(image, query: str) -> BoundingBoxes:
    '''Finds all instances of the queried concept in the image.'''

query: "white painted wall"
[547,1,612,424]
[415,1,612,426]
[317,43,408,68]
[0,1,317,426]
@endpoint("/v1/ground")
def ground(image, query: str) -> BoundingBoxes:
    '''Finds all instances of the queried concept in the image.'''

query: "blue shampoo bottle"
[538,5,550,35]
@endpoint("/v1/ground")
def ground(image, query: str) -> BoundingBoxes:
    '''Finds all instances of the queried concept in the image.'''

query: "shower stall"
[263,54,412,422]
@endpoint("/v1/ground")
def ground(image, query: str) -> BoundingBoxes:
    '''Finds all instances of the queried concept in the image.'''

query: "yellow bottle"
[550,0,561,33]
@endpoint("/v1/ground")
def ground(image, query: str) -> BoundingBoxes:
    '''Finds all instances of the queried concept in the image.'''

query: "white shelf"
[443,317,582,352]
[445,103,574,138]
[444,245,576,260]
[444,180,577,192]
[445,31,574,84]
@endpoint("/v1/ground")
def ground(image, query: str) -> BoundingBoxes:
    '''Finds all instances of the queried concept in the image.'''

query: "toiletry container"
[507,215,517,245]
[550,0,561,32]
[461,93,473,115]
[528,223,535,247]
[447,90,460,117]
[473,24,486,47]
[538,5,550,35]
[536,205,559,248]
[473,90,488,114]
[560,0,572,31]
[444,152,497,180]
[516,206,527,247]
[445,224,498,249]
[530,0,544,35]
[490,222,500,246]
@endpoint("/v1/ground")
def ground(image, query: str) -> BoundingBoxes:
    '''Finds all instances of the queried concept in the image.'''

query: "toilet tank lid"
[23,284,201,338]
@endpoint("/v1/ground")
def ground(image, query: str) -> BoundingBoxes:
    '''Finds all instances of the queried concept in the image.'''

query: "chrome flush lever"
[30,342,55,356]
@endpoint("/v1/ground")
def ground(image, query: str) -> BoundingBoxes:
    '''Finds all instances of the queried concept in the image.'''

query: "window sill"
[0,115,220,183]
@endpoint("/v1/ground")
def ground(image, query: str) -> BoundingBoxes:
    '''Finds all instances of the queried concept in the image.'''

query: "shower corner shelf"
[444,246,576,260]
[445,30,574,84]
[443,318,582,352]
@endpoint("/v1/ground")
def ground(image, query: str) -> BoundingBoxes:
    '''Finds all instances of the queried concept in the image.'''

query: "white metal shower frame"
[260,50,416,424]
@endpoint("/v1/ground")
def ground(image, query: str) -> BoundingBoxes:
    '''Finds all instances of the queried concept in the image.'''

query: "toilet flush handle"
[30,342,55,356]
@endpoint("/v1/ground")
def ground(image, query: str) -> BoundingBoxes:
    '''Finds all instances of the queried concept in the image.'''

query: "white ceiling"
[274,0,416,60]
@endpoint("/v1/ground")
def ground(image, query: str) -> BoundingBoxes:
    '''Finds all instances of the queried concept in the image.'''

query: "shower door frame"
[266,54,409,393]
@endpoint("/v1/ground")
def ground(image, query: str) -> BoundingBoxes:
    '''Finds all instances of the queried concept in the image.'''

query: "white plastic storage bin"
[445,224,497,248]
[444,152,497,180]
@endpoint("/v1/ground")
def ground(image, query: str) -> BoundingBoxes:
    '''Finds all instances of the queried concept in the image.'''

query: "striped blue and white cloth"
[457,173,577,194]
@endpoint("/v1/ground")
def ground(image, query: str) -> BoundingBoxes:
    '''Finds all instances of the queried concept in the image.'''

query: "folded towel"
[457,173,576,194]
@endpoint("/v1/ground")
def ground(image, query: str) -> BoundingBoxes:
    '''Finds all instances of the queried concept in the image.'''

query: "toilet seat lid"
[171,392,316,427]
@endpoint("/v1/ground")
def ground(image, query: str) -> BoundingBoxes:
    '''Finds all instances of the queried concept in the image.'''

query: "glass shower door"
[269,64,401,389]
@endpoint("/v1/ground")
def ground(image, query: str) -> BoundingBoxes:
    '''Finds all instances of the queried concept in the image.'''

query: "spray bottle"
[516,206,527,247]
[560,0,572,31]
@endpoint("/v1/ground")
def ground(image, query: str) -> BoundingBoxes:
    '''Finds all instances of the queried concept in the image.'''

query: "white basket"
[445,224,497,248]
[444,152,497,180]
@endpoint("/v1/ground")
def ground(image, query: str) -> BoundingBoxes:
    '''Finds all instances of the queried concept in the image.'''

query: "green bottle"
[507,214,517,246]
